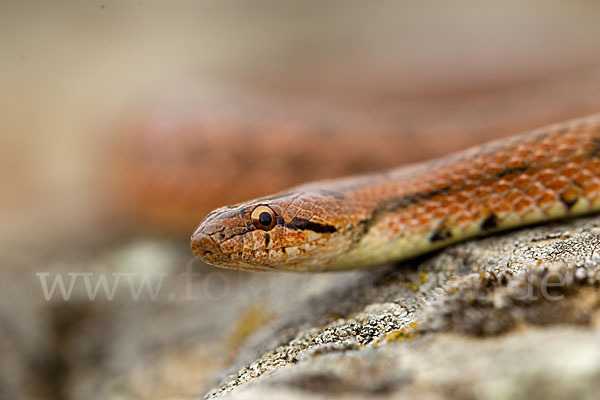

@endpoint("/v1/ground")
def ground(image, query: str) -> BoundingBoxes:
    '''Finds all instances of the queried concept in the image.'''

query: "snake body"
[192,114,600,271]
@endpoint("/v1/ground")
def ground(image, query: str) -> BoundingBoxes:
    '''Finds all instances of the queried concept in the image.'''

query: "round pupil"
[258,211,272,226]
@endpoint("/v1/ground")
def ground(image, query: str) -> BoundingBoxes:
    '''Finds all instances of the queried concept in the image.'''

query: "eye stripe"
[285,217,337,233]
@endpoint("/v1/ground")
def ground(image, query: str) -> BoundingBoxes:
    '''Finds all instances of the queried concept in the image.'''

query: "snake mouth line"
[214,236,335,268]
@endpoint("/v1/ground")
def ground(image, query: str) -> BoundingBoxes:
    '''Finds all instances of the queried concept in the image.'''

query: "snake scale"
[192,114,600,271]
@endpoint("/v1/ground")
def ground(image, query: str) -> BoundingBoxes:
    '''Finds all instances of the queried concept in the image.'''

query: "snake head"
[191,191,356,271]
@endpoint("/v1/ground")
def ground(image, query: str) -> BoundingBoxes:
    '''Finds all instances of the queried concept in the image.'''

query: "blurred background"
[2,1,600,399]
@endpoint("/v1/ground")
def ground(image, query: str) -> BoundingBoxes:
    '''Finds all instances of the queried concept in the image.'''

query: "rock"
[4,217,600,399]
[205,215,600,399]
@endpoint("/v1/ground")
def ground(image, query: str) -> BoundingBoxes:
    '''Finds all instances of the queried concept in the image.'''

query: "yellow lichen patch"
[420,271,428,284]
[324,311,343,320]
[372,323,419,346]
[226,302,271,360]
[402,280,420,291]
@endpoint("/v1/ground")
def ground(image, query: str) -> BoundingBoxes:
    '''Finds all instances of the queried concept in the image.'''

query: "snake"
[191,114,600,271]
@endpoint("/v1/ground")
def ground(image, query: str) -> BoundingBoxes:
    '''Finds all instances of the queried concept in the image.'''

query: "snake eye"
[251,205,277,231]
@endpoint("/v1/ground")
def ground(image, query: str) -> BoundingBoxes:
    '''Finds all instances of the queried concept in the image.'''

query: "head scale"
[191,191,354,271]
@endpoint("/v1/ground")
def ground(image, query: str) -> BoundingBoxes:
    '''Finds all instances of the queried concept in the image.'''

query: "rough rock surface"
[205,215,600,399]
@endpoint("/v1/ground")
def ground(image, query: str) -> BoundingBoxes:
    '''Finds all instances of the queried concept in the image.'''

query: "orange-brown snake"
[191,114,600,271]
